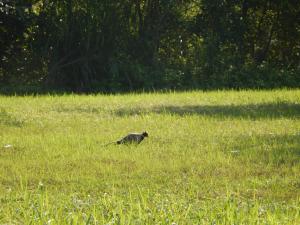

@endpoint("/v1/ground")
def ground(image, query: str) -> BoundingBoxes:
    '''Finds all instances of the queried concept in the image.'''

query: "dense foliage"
[1,0,300,92]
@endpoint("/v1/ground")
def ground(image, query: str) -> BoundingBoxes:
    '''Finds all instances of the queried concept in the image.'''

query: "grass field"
[0,89,300,224]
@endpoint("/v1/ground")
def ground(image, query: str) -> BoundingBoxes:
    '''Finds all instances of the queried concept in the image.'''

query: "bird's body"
[103,131,148,146]
[117,132,148,144]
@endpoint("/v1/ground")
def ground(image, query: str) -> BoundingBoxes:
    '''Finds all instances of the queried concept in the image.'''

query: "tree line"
[1,0,300,92]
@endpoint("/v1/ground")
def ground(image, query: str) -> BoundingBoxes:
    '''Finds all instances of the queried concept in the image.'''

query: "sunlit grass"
[0,89,300,224]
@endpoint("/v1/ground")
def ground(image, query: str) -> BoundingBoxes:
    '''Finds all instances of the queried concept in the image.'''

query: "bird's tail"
[102,141,117,147]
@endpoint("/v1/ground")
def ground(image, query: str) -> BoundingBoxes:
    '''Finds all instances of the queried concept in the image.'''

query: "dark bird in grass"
[117,131,148,144]
[104,132,149,146]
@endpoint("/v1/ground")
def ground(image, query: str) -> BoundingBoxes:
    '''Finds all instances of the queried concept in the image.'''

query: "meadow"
[0,89,300,224]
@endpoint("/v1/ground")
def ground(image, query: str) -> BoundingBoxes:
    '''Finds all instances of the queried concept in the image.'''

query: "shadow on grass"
[226,133,300,201]
[114,102,300,119]
[230,133,300,166]
[0,109,24,127]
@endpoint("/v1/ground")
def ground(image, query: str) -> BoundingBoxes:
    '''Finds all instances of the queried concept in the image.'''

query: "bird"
[117,131,148,144]
[103,131,149,146]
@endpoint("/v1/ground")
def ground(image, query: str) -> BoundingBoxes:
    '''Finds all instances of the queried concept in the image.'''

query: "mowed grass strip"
[0,89,299,224]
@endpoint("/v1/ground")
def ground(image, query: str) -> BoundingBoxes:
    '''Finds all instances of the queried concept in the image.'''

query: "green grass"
[0,89,300,224]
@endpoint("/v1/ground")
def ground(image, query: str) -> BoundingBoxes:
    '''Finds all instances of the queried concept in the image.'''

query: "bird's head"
[142,131,148,137]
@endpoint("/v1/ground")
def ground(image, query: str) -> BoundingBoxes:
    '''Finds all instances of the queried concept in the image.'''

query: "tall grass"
[0,89,299,224]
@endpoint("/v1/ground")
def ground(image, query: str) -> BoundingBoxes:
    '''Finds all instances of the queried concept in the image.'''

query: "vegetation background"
[1,0,300,93]
[1,1,300,223]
